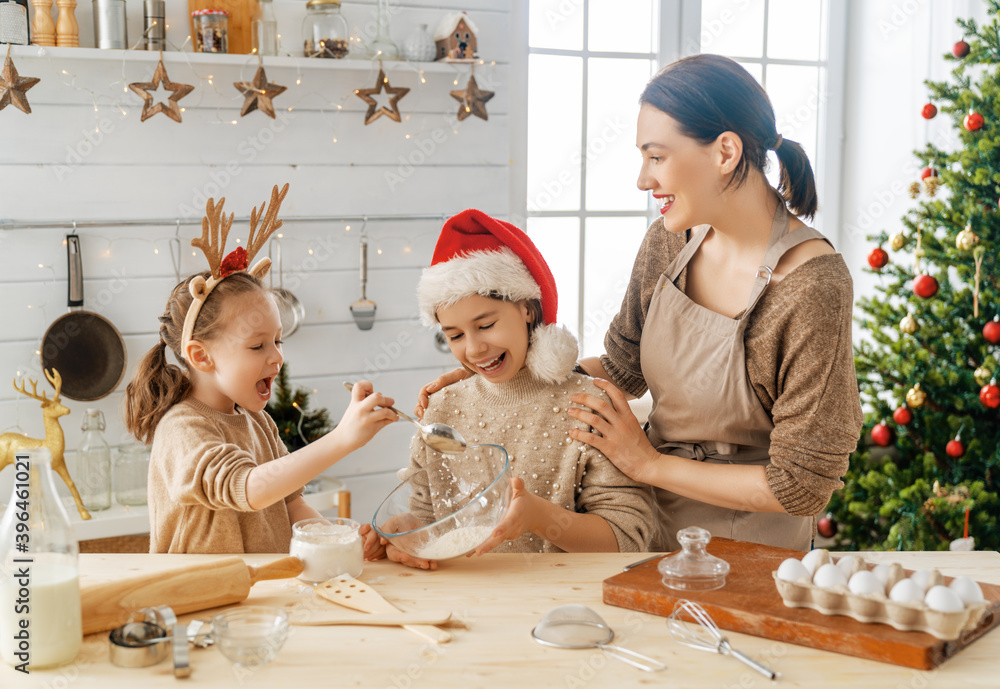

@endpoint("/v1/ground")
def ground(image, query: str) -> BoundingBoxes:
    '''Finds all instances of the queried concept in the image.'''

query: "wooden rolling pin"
[81,556,303,635]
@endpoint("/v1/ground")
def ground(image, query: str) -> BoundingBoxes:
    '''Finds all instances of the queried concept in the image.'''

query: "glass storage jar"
[77,408,111,512]
[192,8,229,53]
[302,0,349,58]
[289,518,363,582]
[114,443,150,507]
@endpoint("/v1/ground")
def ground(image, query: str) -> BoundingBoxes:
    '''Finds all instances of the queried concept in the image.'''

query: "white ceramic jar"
[289,518,363,583]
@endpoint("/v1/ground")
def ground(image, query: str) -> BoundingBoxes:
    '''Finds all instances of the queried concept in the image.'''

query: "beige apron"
[639,203,829,552]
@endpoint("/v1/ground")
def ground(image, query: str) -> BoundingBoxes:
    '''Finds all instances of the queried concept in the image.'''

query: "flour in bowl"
[414,525,494,560]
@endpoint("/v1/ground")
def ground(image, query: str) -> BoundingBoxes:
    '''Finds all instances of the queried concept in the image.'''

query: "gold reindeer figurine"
[0,369,91,520]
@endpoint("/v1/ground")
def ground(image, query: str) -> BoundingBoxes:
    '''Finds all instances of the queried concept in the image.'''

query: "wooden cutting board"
[602,539,1000,670]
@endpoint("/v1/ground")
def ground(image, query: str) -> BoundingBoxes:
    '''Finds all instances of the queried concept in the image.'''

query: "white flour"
[414,525,494,560]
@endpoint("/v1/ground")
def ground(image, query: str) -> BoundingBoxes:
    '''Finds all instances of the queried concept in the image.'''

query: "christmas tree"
[265,365,333,451]
[831,4,1000,551]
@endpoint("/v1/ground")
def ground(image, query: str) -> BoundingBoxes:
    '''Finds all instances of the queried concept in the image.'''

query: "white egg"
[909,569,933,594]
[777,558,811,583]
[801,549,826,575]
[848,570,885,596]
[813,563,848,589]
[949,576,985,606]
[925,585,964,613]
[889,579,924,604]
[835,554,861,575]
[872,563,893,588]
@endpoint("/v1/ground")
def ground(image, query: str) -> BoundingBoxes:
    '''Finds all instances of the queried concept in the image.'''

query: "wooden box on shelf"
[187,0,258,55]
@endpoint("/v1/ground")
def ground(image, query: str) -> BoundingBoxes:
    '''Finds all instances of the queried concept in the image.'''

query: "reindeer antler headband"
[180,183,289,361]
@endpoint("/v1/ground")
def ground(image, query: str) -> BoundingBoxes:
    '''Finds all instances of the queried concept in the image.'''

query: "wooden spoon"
[317,577,452,643]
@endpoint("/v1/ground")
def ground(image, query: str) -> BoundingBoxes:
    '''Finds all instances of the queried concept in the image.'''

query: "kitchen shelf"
[10,44,495,73]
[57,476,347,542]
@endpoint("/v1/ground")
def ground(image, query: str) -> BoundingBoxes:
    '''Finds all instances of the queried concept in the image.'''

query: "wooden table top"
[5,550,1000,687]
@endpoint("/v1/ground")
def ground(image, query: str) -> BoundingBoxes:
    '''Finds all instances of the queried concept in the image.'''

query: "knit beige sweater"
[409,368,656,553]
[601,218,863,517]
[148,397,301,554]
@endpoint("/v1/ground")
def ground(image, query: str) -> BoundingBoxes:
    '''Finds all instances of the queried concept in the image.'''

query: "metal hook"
[360,215,368,238]
[175,218,181,236]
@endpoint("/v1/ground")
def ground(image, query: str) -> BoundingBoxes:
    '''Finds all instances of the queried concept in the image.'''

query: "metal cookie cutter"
[109,606,210,678]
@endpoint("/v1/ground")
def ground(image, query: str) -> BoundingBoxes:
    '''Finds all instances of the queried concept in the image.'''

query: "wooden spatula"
[291,611,453,627]
[317,577,452,643]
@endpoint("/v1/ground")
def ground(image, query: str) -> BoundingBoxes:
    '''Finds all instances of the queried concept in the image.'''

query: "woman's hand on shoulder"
[414,367,471,419]
[566,378,658,483]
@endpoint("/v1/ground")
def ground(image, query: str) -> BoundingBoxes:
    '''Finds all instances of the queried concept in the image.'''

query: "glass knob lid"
[657,526,730,591]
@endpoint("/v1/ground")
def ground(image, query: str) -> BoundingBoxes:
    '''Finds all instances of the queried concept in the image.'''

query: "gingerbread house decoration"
[434,11,478,61]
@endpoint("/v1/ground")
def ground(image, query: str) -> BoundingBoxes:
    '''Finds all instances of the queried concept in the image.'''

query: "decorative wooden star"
[450,74,494,122]
[128,58,194,123]
[354,68,410,125]
[234,65,287,119]
[0,47,41,115]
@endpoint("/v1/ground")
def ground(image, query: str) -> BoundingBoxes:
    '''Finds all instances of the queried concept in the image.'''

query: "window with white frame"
[524,0,843,357]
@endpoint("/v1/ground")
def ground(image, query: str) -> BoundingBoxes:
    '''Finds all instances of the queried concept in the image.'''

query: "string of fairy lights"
[31,21,499,142]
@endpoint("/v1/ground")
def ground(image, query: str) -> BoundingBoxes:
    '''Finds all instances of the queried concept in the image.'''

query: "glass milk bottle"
[78,409,111,512]
[0,448,83,670]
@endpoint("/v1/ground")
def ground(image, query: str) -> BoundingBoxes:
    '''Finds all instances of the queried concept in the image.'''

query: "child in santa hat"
[368,209,655,569]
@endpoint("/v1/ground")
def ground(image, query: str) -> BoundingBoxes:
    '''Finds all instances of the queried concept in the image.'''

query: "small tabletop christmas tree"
[266,365,332,451]
[832,3,1000,551]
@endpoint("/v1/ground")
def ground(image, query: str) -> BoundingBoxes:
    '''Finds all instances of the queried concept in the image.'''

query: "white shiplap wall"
[0,0,514,527]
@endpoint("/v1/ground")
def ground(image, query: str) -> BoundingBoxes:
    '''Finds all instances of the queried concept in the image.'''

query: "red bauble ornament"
[983,318,1000,344]
[920,166,936,180]
[817,513,838,539]
[893,405,913,425]
[953,40,970,58]
[980,382,1000,408]
[913,274,939,298]
[921,103,937,119]
[964,112,984,131]
[867,247,889,270]
[871,422,893,447]
[946,438,966,458]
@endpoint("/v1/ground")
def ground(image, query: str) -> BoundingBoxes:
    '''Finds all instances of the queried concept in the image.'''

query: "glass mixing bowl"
[372,444,511,561]
[211,606,288,668]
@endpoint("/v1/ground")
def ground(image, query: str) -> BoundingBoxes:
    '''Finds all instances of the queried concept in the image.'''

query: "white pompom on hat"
[418,209,578,384]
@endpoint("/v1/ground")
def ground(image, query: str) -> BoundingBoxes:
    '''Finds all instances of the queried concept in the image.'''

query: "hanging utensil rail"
[0,214,451,231]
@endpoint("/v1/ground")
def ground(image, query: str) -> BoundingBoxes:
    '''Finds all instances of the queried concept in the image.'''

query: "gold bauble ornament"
[890,232,906,251]
[924,176,942,197]
[975,365,993,386]
[956,226,980,251]
[906,383,927,408]
[900,314,919,334]
[908,181,921,199]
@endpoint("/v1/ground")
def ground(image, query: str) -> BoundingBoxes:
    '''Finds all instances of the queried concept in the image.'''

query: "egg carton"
[771,549,989,640]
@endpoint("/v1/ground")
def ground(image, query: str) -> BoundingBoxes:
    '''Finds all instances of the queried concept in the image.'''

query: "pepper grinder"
[55,0,78,47]
[32,0,55,46]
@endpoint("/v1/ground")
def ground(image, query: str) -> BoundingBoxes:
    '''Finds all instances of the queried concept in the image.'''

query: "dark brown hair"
[125,271,266,444]
[640,53,818,219]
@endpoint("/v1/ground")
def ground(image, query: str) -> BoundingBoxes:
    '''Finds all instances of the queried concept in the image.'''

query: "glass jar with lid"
[77,408,111,512]
[114,443,151,507]
[191,8,229,53]
[302,0,350,58]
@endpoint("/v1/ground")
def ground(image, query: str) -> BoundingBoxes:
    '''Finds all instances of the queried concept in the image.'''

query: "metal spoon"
[342,382,467,453]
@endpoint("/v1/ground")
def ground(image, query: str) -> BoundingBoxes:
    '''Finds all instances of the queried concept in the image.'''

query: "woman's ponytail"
[774,137,818,220]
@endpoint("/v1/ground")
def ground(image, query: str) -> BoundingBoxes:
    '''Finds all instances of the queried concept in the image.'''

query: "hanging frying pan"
[40,234,127,401]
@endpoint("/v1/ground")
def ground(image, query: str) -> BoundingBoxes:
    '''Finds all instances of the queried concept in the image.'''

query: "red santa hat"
[418,209,579,384]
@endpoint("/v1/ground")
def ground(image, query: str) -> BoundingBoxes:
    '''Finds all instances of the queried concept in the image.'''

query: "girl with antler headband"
[125,184,397,554]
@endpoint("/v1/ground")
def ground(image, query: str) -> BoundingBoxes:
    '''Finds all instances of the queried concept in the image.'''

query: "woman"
[418,54,862,551]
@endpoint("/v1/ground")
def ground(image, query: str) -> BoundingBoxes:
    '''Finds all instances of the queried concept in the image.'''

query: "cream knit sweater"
[408,368,656,553]
[148,397,301,554]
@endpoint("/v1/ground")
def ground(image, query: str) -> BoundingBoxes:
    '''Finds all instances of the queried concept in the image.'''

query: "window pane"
[527,55,583,212]
[527,217,581,338]
[766,0,821,61]
[700,0,765,58]
[588,0,654,53]
[766,64,819,169]
[529,0,583,50]
[582,217,648,356]
[585,58,652,211]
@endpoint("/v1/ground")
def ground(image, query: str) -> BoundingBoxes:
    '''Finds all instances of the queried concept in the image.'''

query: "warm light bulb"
[345,225,351,232]
[277,233,284,238]
[377,248,382,255]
